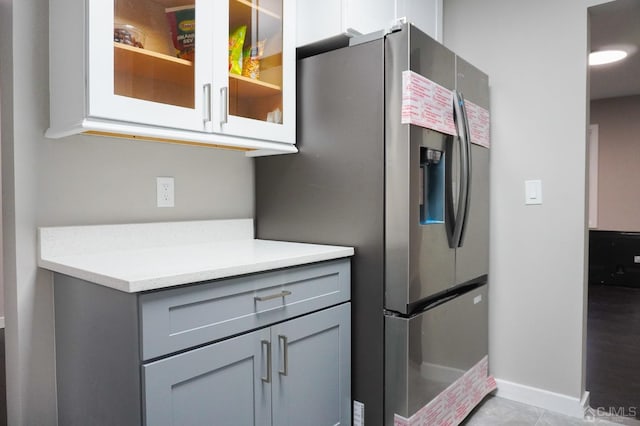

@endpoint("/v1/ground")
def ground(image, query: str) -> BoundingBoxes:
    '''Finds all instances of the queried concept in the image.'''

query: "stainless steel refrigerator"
[255,24,490,426]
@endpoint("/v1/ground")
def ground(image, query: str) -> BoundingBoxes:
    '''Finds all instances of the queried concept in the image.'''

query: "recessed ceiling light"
[589,50,628,66]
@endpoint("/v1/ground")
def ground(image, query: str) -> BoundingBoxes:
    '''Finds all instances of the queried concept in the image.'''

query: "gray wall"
[1,0,254,424]
[591,95,640,231]
[444,0,589,400]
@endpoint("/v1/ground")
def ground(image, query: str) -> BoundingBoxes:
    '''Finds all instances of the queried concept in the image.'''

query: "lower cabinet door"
[142,328,272,426]
[271,303,352,426]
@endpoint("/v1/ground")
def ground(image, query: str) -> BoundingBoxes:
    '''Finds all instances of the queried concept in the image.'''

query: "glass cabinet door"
[88,0,211,132]
[220,0,295,144]
[113,0,196,109]
[228,0,282,123]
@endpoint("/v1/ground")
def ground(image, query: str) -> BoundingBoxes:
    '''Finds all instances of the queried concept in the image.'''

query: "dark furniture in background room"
[589,230,640,287]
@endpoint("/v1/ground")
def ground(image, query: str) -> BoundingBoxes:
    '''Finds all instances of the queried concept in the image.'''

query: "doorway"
[586,0,640,419]
[0,83,6,425]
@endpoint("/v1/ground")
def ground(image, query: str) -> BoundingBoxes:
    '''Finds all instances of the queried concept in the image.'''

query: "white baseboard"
[0,316,4,328]
[494,378,588,419]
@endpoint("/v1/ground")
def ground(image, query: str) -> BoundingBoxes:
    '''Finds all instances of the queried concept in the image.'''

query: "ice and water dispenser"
[419,147,445,225]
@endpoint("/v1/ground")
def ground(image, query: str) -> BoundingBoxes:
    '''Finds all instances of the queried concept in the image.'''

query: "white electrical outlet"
[156,177,175,208]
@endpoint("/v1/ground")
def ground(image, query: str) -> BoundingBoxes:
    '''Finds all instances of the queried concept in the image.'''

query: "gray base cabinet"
[144,304,351,426]
[53,259,351,426]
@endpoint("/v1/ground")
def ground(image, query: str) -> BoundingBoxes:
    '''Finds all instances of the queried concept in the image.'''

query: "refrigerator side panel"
[384,284,489,425]
[255,40,386,426]
[384,315,409,423]
[455,56,490,286]
[385,25,457,313]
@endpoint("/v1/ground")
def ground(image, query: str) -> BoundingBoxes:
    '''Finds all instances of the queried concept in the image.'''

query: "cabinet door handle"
[278,335,289,376]
[261,339,271,383]
[203,84,212,123]
[220,86,228,125]
[254,290,292,302]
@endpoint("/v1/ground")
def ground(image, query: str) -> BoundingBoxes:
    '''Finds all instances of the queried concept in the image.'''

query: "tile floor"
[462,396,640,426]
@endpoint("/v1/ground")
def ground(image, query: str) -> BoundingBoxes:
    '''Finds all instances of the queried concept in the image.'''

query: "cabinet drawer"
[139,259,350,360]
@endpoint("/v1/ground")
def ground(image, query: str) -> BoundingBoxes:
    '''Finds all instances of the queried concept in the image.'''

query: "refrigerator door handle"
[444,132,457,249]
[457,91,473,247]
[452,91,470,248]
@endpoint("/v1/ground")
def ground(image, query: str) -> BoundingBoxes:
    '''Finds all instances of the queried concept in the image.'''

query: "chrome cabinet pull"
[261,339,271,383]
[278,335,289,376]
[220,86,228,125]
[254,290,292,302]
[202,83,212,123]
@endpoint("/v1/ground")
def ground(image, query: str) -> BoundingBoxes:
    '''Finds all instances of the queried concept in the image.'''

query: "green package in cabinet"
[229,25,247,75]
[166,5,195,61]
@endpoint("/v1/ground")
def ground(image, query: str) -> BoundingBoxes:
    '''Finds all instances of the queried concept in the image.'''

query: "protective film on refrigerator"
[401,70,491,148]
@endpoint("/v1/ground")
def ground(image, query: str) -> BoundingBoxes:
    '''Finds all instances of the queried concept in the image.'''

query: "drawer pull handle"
[278,335,289,376]
[261,339,271,383]
[254,290,292,302]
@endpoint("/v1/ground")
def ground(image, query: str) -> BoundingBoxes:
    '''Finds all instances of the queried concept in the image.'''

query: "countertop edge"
[127,248,354,292]
[39,245,354,293]
[38,259,133,293]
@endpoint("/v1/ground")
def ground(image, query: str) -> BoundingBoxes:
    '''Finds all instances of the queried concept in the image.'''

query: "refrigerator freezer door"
[455,56,490,286]
[384,284,489,425]
[385,25,458,314]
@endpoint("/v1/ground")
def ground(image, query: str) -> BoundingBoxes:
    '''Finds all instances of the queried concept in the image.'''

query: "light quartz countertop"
[38,219,354,293]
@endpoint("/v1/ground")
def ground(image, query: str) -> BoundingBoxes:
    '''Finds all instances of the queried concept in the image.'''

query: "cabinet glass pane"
[114,0,195,109]
[229,0,283,124]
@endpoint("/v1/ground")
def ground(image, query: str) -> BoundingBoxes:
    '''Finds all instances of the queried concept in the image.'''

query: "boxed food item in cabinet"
[166,5,195,61]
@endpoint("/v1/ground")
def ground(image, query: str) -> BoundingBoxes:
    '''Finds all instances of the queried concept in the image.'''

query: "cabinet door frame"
[142,328,271,426]
[212,0,296,144]
[87,0,212,132]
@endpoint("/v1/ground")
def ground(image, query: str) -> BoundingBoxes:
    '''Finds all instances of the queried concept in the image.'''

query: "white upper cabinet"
[296,0,395,47]
[296,0,343,47]
[344,0,395,35]
[395,0,442,41]
[296,0,442,47]
[48,0,297,155]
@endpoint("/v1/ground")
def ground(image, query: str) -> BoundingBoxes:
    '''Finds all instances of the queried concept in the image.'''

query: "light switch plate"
[525,180,542,205]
